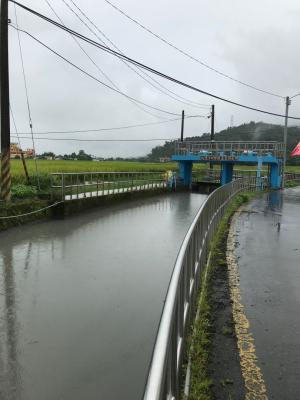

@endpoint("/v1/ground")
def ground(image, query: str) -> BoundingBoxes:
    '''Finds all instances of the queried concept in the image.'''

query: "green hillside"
[147,121,300,165]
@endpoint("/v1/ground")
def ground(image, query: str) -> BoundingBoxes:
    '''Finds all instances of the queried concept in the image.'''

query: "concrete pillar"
[269,163,281,189]
[220,162,233,186]
[256,157,262,190]
[179,161,193,187]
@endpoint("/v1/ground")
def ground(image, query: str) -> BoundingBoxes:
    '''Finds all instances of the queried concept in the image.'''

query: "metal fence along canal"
[143,177,257,400]
[51,171,167,201]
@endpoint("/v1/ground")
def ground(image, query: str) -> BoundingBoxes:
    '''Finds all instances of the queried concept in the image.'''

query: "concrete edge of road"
[185,192,268,400]
[227,207,268,399]
[184,193,250,400]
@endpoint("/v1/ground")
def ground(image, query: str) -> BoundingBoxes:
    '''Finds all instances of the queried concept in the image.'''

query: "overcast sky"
[8,0,300,157]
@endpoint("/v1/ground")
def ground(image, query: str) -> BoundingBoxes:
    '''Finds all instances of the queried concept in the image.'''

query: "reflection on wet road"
[235,187,300,400]
[0,192,206,400]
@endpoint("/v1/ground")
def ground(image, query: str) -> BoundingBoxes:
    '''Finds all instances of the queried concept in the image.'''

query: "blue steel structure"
[172,141,285,189]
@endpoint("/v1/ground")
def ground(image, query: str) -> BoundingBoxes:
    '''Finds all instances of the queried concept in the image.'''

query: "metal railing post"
[61,173,65,201]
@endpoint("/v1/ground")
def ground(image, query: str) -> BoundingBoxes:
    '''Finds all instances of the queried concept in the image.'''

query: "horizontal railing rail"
[175,141,285,158]
[192,169,269,188]
[143,177,257,400]
[285,172,300,182]
[51,171,168,201]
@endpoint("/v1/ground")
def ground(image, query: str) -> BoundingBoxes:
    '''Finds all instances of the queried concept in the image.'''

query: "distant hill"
[147,121,300,164]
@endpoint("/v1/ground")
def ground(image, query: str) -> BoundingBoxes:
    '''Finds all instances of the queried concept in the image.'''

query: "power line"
[66,0,211,110]
[9,5,300,121]
[9,104,22,148]
[12,135,176,142]
[13,3,40,188]
[10,25,183,118]
[14,115,208,135]
[290,92,300,99]
[44,0,170,121]
[102,0,284,99]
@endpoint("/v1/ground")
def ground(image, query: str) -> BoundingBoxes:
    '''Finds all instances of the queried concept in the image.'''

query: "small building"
[159,157,171,163]
[10,143,35,159]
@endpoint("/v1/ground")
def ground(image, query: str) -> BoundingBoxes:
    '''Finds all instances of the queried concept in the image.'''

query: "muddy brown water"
[0,192,206,400]
[235,187,300,400]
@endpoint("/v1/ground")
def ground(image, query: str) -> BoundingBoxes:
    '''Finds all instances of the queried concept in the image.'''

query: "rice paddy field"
[11,159,179,179]
[6,159,300,198]
[11,159,208,184]
[8,160,184,196]
[11,158,300,180]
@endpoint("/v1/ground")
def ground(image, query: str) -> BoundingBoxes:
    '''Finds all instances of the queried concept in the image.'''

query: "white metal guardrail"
[192,169,268,191]
[51,171,167,201]
[192,168,268,183]
[285,172,300,182]
[175,141,285,158]
[143,177,257,400]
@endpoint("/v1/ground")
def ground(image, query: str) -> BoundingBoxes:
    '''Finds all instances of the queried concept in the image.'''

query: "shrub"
[11,184,38,199]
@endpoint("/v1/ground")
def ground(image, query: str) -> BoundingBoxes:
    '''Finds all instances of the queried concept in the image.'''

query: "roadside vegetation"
[187,192,255,400]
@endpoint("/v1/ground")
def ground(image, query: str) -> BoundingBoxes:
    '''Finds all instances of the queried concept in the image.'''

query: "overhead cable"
[45,0,170,121]
[9,5,300,121]
[12,135,176,142]
[102,0,284,99]
[290,93,300,99]
[14,115,208,135]
[66,0,211,110]
[10,25,182,118]
[9,104,22,148]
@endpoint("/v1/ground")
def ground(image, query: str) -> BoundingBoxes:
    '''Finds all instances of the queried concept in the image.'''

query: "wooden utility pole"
[21,152,30,184]
[210,104,215,170]
[180,110,185,142]
[0,0,11,201]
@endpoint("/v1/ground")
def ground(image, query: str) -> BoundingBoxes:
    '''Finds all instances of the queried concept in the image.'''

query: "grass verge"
[187,192,256,400]
[285,180,300,188]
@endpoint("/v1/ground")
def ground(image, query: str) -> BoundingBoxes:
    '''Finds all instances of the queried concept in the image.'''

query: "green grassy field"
[11,160,209,183]
[7,159,300,199]
[11,158,300,179]
[9,160,185,195]
[11,159,178,177]
[10,159,180,188]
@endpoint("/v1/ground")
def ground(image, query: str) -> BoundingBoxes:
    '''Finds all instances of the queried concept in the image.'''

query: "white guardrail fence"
[50,170,271,201]
[51,171,167,201]
[143,177,257,400]
[285,172,300,182]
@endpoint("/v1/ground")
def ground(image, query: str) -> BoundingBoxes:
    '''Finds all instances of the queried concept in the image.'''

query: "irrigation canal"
[0,192,207,400]
[234,187,300,399]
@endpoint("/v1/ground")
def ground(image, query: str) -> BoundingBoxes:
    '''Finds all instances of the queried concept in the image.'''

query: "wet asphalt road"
[235,187,300,400]
[0,192,206,400]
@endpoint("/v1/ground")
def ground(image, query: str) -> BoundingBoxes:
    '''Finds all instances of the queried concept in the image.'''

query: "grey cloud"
[8,0,300,157]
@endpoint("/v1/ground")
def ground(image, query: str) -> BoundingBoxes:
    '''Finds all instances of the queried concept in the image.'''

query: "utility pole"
[0,0,11,201]
[180,110,185,142]
[210,104,215,170]
[282,96,291,188]
[21,151,30,184]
